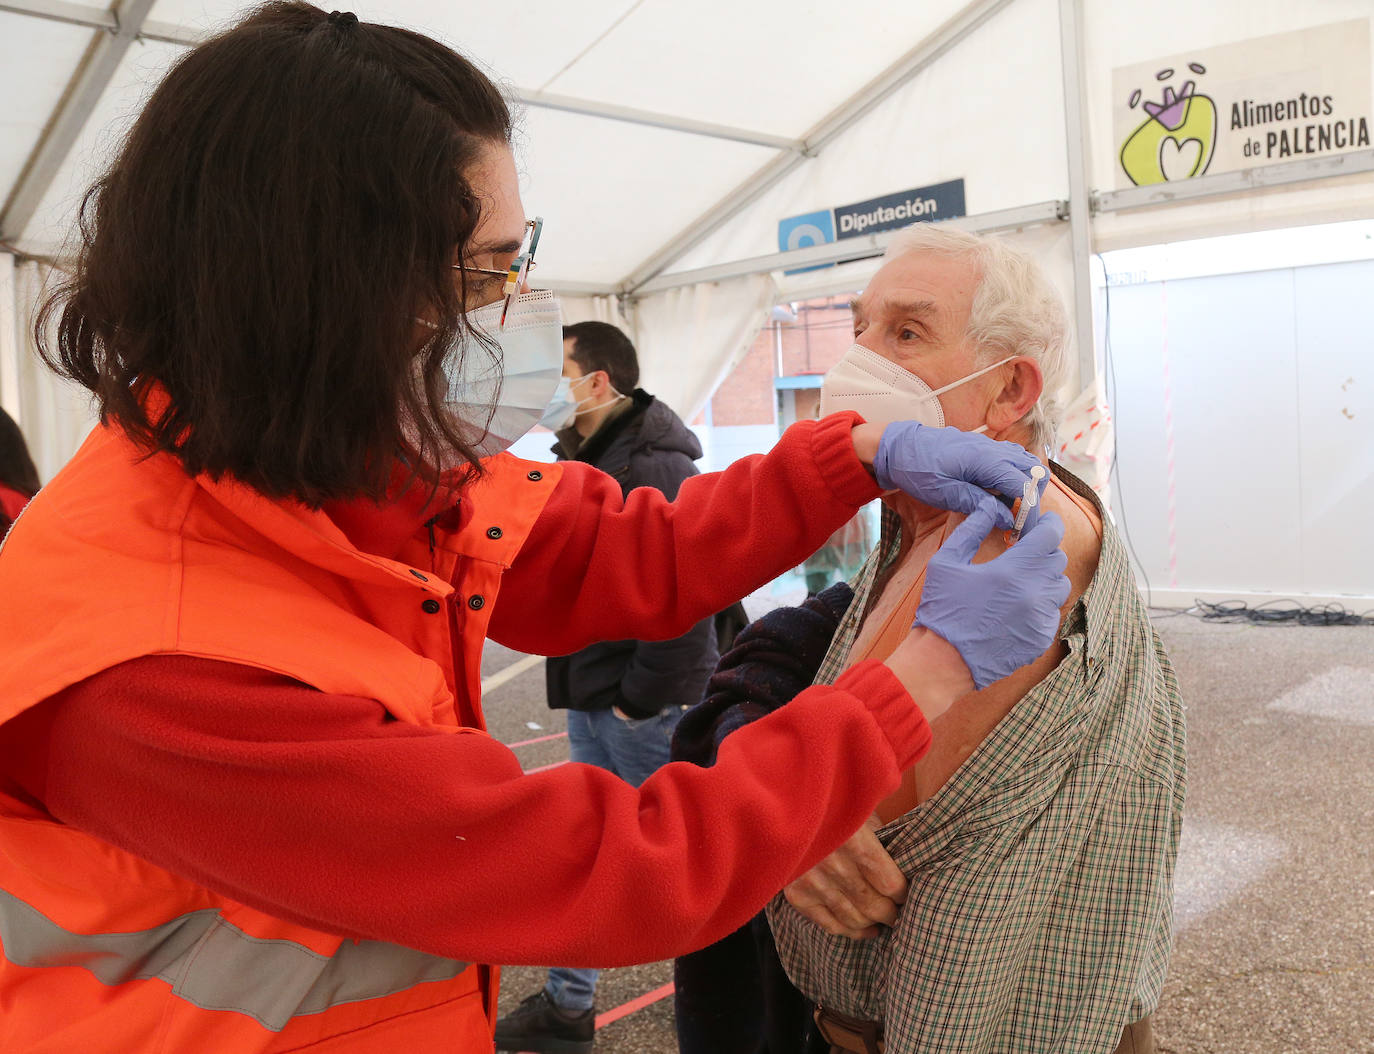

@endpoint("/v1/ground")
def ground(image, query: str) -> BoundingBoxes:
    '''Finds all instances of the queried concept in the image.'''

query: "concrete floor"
[480,612,1374,1054]
[1146,615,1374,1054]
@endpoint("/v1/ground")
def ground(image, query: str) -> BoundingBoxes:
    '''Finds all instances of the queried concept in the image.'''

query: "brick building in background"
[696,293,857,471]
[699,291,878,597]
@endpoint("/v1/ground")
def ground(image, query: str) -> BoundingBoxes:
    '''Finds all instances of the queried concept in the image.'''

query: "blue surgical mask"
[435,290,565,457]
[539,373,625,431]
[539,374,592,431]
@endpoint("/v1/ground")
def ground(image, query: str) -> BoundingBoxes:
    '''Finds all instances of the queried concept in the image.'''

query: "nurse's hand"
[916,498,1070,690]
[873,420,1040,526]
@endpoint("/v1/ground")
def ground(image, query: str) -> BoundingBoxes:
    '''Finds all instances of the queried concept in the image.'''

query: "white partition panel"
[1108,260,1374,604]
[1293,261,1374,597]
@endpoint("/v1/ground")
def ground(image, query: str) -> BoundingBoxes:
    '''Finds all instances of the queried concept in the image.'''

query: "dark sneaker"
[493,989,595,1054]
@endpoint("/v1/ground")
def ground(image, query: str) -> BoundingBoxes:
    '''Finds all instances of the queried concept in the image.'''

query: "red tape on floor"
[594,981,675,1030]
[522,760,569,774]
[506,731,569,749]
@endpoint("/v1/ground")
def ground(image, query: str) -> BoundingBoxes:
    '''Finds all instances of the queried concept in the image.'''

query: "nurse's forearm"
[882,627,976,724]
[492,412,882,656]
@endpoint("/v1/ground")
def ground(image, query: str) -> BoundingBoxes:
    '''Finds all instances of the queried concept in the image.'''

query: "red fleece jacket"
[0,427,931,969]
[0,482,30,529]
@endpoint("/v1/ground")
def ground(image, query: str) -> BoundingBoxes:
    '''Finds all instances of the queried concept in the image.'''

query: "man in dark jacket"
[494,321,720,1054]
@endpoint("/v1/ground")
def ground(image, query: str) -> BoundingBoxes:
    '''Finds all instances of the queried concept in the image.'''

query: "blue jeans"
[544,705,685,1012]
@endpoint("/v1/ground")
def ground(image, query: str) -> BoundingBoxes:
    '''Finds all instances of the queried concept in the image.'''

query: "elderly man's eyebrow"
[880,297,938,319]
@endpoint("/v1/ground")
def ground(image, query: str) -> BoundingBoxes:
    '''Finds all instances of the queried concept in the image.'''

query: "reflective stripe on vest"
[0,888,468,1032]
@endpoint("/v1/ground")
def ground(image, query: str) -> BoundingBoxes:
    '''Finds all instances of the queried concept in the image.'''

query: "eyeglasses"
[454,217,543,326]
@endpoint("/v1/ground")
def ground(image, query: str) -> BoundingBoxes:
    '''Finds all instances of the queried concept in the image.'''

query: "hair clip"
[327,10,358,27]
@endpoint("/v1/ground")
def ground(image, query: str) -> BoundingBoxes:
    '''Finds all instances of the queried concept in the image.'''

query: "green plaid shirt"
[767,466,1187,1054]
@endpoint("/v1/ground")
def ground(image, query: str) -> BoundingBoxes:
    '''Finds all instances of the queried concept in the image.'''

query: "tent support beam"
[0,0,112,30]
[629,200,1066,296]
[0,0,158,242]
[0,1,804,150]
[0,0,197,44]
[1057,0,1096,393]
[1094,148,1374,212]
[515,92,805,153]
[617,0,1019,295]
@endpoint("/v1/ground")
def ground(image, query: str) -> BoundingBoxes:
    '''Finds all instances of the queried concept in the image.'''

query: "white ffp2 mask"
[819,343,1014,432]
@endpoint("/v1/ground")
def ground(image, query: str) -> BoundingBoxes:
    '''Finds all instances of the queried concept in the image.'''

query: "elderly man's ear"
[985,356,1044,438]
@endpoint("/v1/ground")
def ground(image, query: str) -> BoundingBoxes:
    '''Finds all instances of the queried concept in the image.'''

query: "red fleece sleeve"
[13,654,928,968]
[489,413,880,655]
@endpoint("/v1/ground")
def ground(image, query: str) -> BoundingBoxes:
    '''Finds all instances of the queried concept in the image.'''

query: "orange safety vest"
[0,423,563,1052]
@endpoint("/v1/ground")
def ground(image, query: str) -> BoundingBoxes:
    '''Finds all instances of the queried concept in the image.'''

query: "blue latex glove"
[873,421,1042,530]
[915,498,1071,690]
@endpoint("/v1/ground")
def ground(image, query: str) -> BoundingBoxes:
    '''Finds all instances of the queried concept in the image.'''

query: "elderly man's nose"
[854,329,881,352]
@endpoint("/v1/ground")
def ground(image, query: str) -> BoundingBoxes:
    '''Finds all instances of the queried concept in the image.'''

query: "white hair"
[882,224,1070,450]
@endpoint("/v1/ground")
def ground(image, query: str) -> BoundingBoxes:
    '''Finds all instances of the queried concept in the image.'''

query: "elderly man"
[676,224,1185,1054]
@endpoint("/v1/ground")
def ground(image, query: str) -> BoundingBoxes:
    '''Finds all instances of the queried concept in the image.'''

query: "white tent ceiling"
[0,0,987,287]
[3,0,1374,476]
[6,0,1374,289]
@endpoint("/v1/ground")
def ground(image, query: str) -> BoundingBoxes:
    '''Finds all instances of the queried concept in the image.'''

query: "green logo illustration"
[1120,63,1218,186]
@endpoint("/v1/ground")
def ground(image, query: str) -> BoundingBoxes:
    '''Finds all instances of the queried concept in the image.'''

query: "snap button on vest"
[409,569,429,582]
[421,598,441,614]
[467,594,485,610]
[486,527,503,539]
[526,470,542,481]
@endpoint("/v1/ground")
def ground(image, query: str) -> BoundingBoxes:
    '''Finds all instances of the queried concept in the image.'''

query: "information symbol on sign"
[786,222,829,250]
[777,209,837,274]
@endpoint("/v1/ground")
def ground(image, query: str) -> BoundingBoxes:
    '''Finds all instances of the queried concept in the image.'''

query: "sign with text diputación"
[833,179,965,239]
[776,180,965,275]
[1113,19,1371,189]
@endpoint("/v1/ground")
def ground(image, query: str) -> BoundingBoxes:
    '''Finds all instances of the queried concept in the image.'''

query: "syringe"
[1007,465,1047,544]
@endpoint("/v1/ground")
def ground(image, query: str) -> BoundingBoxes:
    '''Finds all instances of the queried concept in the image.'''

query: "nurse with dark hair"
[0,5,1067,1051]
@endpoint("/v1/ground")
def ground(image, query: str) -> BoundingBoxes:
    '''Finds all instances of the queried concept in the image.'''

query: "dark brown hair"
[36,2,511,504]
[0,407,40,498]
[563,321,639,394]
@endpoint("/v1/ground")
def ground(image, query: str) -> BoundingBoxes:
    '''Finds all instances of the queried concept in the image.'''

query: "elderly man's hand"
[783,813,906,939]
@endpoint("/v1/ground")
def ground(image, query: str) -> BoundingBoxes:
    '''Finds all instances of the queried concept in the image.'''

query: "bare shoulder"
[973,481,1100,612]
[1042,483,1102,611]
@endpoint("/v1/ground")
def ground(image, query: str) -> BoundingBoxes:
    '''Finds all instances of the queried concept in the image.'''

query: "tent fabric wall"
[558,293,634,337]
[628,0,1100,444]
[631,273,777,424]
[0,253,20,424]
[0,257,99,483]
[661,0,1070,274]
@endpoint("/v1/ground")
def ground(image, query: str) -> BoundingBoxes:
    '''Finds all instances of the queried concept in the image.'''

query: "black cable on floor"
[1156,599,1374,627]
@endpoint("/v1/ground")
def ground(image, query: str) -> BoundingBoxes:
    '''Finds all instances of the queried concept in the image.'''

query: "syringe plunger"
[1012,466,1048,535]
